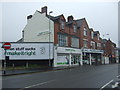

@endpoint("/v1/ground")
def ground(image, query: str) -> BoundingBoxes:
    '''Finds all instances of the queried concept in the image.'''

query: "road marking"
[19,79,55,90]
[100,79,113,90]
[112,82,118,88]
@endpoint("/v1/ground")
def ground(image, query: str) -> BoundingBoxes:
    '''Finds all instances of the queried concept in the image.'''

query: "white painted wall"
[23,11,54,42]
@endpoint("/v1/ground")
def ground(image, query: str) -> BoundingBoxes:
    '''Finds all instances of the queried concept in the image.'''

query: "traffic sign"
[3,42,11,49]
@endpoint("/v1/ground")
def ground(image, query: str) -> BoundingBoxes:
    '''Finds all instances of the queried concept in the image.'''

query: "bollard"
[13,64,14,72]
[3,60,6,75]
[26,62,29,69]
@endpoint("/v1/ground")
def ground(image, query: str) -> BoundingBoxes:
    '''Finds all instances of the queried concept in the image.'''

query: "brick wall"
[53,15,102,50]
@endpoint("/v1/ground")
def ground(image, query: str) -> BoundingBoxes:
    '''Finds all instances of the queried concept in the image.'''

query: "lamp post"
[103,34,109,40]
[49,11,53,67]
[103,34,109,64]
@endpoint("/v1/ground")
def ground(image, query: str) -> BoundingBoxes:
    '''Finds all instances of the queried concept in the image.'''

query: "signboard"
[57,47,81,54]
[0,42,53,60]
[83,49,103,54]
[3,42,11,49]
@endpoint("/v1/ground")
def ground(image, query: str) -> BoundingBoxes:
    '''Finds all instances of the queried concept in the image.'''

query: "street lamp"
[103,34,109,40]
[49,11,53,67]
[103,33,109,64]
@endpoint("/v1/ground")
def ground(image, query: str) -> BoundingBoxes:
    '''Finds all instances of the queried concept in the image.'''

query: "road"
[2,64,119,89]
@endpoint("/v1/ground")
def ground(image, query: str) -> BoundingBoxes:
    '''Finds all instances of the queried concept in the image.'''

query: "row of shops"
[1,42,118,67]
[54,46,104,67]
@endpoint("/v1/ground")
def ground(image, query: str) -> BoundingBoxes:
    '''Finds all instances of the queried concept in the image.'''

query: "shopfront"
[82,49,104,65]
[54,47,82,67]
[0,42,54,67]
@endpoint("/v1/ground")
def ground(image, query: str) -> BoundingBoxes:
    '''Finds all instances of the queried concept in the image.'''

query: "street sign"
[3,42,11,49]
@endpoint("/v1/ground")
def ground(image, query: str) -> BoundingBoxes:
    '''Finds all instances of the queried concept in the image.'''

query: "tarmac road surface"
[2,64,119,89]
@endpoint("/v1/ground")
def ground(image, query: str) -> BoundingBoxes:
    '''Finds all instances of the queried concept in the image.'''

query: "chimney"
[27,15,32,23]
[67,15,74,22]
[27,15,32,20]
[41,6,47,15]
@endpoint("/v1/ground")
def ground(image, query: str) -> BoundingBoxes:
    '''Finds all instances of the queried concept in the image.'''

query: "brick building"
[102,39,117,63]
[19,6,118,67]
[22,6,104,67]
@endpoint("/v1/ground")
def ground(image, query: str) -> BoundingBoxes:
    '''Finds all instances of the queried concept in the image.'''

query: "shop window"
[72,55,79,64]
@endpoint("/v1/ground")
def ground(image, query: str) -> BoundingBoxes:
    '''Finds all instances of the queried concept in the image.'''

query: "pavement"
[1,65,78,76]
[2,64,119,89]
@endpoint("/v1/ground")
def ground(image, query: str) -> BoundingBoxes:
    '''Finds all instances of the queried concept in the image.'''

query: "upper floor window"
[58,34,68,47]
[98,34,100,40]
[60,20,65,30]
[91,31,94,39]
[71,37,79,48]
[83,39,88,48]
[91,41,95,49]
[73,24,77,33]
[84,27,87,36]
[97,43,101,48]
[103,44,106,47]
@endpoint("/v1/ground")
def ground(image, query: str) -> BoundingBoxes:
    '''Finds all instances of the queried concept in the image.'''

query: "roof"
[89,28,94,31]
[46,14,63,21]
[102,39,107,43]
[17,38,23,42]
[37,10,63,21]
[66,20,74,25]
[76,18,85,28]
[94,31,100,34]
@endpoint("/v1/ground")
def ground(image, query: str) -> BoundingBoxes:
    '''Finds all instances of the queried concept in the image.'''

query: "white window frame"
[73,24,77,33]
[91,31,94,39]
[98,34,100,40]
[97,43,101,47]
[83,39,88,48]
[84,28,87,36]
[91,41,95,49]
[58,34,68,46]
[60,20,65,30]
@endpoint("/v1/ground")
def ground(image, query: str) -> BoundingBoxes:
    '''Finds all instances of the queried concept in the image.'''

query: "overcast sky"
[0,0,119,46]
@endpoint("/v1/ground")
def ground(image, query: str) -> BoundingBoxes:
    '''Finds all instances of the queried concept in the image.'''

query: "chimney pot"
[27,15,32,20]
[41,6,47,15]
[67,15,74,22]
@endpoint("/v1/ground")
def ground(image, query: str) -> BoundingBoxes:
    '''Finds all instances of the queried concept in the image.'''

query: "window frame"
[58,34,68,47]
[98,34,100,40]
[83,27,87,36]
[83,40,88,48]
[60,20,65,30]
[91,31,94,39]
[73,24,77,33]
[71,37,79,48]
